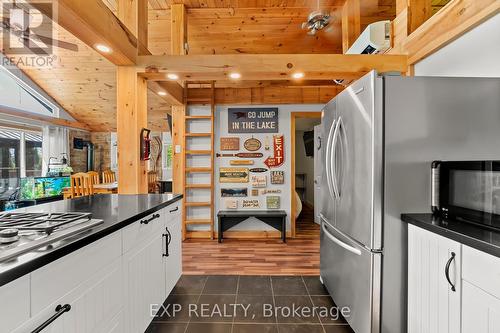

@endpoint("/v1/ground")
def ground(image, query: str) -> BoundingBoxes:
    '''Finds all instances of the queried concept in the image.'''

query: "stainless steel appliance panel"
[320,98,337,223]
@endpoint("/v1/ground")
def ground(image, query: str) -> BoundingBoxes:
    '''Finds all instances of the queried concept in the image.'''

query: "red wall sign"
[264,134,284,168]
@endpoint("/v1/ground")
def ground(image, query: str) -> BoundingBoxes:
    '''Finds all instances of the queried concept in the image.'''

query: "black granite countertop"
[401,214,500,258]
[0,194,182,287]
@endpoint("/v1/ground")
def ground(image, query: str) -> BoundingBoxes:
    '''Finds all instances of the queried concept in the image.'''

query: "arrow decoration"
[264,134,284,168]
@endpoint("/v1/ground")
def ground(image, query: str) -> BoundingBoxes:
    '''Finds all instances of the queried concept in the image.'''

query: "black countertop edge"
[0,194,183,287]
[401,214,500,258]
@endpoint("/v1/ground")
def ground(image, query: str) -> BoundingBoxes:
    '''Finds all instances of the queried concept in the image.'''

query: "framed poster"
[221,188,248,197]
[228,108,279,133]
[242,199,260,208]
[266,196,280,209]
[251,175,267,188]
[270,171,285,184]
[219,168,249,183]
[220,137,240,151]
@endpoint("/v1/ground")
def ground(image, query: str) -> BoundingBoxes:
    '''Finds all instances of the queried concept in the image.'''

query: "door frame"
[290,111,322,238]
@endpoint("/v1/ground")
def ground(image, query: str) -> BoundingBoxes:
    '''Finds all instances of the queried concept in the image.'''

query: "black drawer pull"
[31,304,71,333]
[140,213,160,225]
[169,207,179,213]
[444,252,456,292]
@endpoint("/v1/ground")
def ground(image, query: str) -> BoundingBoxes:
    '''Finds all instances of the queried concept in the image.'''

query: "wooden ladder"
[182,81,215,240]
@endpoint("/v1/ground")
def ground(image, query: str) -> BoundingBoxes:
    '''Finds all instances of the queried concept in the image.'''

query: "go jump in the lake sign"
[228,108,279,133]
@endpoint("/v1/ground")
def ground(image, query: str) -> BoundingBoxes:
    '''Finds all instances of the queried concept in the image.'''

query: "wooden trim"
[186,231,292,239]
[290,111,322,239]
[34,0,137,65]
[341,0,361,53]
[137,54,408,81]
[0,108,90,131]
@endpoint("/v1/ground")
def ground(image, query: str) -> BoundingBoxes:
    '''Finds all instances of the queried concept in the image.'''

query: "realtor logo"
[2,1,54,55]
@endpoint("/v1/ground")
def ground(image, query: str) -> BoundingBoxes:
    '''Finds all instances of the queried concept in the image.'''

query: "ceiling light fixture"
[158,91,167,96]
[95,44,112,53]
[229,72,241,79]
[167,73,179,80]
[292,72,305,79]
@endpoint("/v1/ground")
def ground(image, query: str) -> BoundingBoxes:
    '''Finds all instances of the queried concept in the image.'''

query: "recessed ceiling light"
[292,72,305,79]
[95,44,112,53]
[158,91,167,96]
[229,72,241,79]
[167,73,179,80]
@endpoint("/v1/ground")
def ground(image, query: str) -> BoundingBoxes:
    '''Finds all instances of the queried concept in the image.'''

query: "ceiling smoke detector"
[301,10,331,35]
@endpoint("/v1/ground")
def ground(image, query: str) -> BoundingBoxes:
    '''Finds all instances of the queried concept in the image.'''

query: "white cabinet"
[462,280,500,333]
[408,225,461,333]
[0,276,30,333]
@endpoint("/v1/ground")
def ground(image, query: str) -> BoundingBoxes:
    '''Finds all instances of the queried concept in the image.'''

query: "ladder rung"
[185,202,211,207]
[185,150,212,155]
[185,167,212,173]
[185,219,212,225]
[185,115,212,120]
[186,184,211,189]
[185,133,212,137]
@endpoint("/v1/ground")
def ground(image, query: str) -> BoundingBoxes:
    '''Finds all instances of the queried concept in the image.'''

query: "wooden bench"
[217,210,287,243]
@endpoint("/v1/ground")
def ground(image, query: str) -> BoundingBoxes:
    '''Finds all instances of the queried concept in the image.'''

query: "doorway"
[290,112,322,238]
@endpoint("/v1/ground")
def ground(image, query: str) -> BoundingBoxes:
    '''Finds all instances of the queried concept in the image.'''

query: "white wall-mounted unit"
[346,20,391,55]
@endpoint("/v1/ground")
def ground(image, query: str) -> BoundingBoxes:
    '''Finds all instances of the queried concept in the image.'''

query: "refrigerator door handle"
[325,119,337,199]
[321,215,361,256]
[331,117,342,198]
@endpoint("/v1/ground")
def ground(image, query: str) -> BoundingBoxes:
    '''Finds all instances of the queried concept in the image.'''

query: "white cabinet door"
[0,276,30,333]
[165,213,182,296]
[462,280,500,333]
[122,230,166,333]
[408,225,461,333]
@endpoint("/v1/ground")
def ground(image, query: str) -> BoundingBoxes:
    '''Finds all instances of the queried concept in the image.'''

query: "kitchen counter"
[0,194,182,287]
[401,213,500,258]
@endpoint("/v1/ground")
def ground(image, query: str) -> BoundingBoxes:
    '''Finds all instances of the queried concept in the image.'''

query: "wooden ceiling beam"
[0,109,91,131]
[35,0,138,65]
[137,54,408,80]
[342,0,361,53]
[148,81,184,106]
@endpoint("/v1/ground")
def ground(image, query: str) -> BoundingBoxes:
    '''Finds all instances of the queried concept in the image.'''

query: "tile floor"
[146,275,354,333]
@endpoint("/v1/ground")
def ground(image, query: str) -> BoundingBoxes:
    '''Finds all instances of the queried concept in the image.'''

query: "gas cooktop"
[0,212,103,263]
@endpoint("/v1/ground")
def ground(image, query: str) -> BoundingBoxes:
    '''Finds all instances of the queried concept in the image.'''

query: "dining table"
[62,182,119,199]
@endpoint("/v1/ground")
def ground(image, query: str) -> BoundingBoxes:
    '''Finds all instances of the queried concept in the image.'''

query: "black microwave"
[432,160,500,231]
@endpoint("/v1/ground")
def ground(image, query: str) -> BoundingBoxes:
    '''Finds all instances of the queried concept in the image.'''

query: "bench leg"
[282,217,286,243]
[218,217,222,243]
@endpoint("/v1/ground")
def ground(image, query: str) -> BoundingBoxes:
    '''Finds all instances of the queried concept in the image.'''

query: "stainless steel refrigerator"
[319,71,500,333]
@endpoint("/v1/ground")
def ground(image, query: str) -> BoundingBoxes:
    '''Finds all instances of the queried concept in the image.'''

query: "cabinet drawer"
[462,245,500,299]
[0,276,30,333]
[31,231,121,315]
[122,209,166,254]
[165,201,181,227]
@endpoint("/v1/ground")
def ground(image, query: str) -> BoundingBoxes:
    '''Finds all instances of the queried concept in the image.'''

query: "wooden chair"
[86,171,100,185]
[102,170,116,183]
[148,171,158,193]
[70,173,94,198]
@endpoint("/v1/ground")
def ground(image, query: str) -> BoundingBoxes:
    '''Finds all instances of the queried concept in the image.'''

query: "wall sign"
[225,198,238,209]
[228,108,279,133]
[251,189,259,196]
[219,168,249,183]
[250,168,268,173]
[266,196,281,209]
[264,136,271,150]
[251,175,267,188]
[217,152,263,158]
[221,188,248,197]
[220,137,240,151]
[242,199,260,208]
[271,171,285,184]
[244,137,262,151]
[261,189,282,194]
[264,134,285,168]
[230,160,254,165]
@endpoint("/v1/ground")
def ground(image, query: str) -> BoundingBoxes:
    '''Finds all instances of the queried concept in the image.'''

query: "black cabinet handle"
[162,227,172,257]
[140,213,160,225]
[444,252,456,292]
[169,207,179,213]
[31,304,71,333]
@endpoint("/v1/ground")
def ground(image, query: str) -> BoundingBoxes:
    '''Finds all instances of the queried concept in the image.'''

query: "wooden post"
[117,67,148,194]
[407,0,432,34]
[341,0,361,53]
[171,105,185,195]
[118,0,148,55]
[171,4,187,55]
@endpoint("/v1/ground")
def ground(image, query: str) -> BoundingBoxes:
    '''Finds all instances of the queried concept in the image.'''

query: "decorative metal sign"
[220,137,240,151]
[216,152,263,158]
[242,199,260,208]
[251,175,267,188]
[230,160,254,165]
[264,134,285,168]
[228,108,279,133]
[270,170,285,184]
[261,189,282,194]
[250,168,268,173]
[225,198,238,209]
[266,196,281,209]
[221,188,248,197]
[251,189,259,196]
[219,168,249,183]
[244,137,262,151]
